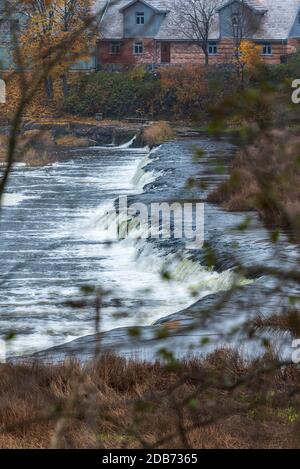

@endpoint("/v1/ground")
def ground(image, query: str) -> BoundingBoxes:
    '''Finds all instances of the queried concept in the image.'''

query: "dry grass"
[21,147,58,167]
[142,121,173,148]
[0,130,56,166]
[0,129,92,167]
[254,311,300,337]
[31,116,142,129]
[22,129,54,147]
[0,350,299,449]
[209,130,300,240]
[0,134,8,162]
[55,135,92,147]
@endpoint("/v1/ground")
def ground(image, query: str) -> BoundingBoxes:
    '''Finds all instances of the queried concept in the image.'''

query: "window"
[134,41,144,54]
[110,42,121,54]
[262,44,272,55]
[298,13,300,24]
[208,42,218,55]
[232,15,239,25]
[14,18,20,30]
[136,12,145,24]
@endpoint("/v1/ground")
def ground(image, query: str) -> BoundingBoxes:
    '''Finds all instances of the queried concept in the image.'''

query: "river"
[1,136,299,360]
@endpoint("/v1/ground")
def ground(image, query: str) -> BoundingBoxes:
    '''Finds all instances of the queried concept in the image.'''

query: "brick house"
[97,0,300,67]
[2,0,300,72]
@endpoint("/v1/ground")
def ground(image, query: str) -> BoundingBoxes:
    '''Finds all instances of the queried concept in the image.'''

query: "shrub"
[209,129,300,241]
[63,66,238,120]
[64,70,162,118]
[142,121,173,147]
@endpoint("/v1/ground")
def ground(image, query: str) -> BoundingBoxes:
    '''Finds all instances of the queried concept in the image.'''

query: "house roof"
[119,0,169,12]
[217,1,268,14]
[95,0,300,41]
[251,0,300,40]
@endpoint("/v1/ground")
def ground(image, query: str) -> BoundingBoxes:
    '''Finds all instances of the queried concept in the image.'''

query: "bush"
[64,69,162,118]
[209,129,300,241]
[64,66,238,120]
[142,121,173,147]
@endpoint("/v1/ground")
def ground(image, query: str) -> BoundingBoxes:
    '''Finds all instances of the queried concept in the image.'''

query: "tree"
[233,39,261,86]
[18,0,95,100]
[172,0,220,66]
[228,0,261,58]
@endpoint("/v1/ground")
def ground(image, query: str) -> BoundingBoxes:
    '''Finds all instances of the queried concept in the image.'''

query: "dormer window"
[232,15,239,25]
[136,12,145,25]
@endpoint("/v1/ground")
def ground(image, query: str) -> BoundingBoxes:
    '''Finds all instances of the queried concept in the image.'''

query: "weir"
[3,136,289,359]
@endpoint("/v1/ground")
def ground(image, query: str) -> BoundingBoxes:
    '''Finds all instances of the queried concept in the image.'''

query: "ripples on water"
[0,138,245,356]
[2,137,299,358]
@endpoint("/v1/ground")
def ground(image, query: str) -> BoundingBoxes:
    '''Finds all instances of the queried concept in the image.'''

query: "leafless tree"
[172,0,221,66]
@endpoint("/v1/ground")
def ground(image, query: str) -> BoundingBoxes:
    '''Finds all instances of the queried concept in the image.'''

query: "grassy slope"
[0,351,299,449]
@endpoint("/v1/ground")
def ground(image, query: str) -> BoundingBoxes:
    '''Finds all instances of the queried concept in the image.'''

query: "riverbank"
[0,119,174,165]
[208,129,300,243]
[1,351,299,449]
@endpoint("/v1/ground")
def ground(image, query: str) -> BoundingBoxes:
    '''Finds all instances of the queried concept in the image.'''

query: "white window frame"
[133,41,144,54]
[208,42,218,55]
[262,44,272,56]
[136,12,145,25]
[110,41,121,55]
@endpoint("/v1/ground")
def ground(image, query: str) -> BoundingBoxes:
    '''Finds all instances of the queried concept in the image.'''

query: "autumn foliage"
[159,66,209,117]
[233,40,262,85]
[0,1,98,119]
[19,0,95,97]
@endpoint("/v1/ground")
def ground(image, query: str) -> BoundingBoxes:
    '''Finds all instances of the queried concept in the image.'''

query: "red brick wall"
[287,38,300,55]
[97,38,300,67]
[167,40,232,65]
[260,43,288,65]
[169,42,203,64]
[98,39,158,66]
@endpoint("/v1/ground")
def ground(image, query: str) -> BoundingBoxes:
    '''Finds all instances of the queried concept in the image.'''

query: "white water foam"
[131,152,160,191]
[2,193,40,206]
[76,146,248,330]
[0,141,249,356]
[88,135,148,151]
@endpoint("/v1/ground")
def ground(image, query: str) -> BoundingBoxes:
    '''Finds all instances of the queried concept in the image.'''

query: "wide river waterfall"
[1,137,299,358]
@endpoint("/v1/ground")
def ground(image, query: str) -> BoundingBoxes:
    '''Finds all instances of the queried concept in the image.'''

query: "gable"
[218,0,263,38]
[217,0,267,15]
[122,1,166,38]
[289,6,300,38]
[120,0,168,13]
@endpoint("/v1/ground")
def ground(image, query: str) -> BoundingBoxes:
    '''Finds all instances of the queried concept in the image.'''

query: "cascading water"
[78,143,248,327]
[87,135,140,151]
[0,137,247,357]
